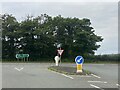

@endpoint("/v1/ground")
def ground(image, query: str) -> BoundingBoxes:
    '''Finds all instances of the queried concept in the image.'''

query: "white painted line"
[49,70,61,75]
[49,70,74,79]
[116,84,120,86]
[88,81,107,83]
[90,84,101,89]
[14,67,24,71]
[91,74,101,78]
[90,84,104,90]
[61,74,74,79]
[78,75,92,77]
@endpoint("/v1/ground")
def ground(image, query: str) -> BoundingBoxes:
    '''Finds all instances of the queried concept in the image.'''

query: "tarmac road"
[1,63,119,89]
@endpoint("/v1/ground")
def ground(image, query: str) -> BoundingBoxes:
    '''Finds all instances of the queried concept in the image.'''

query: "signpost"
[57,49,64,56]
[16,54,29,62]
[57,49,64,65]
[75,56,84,73]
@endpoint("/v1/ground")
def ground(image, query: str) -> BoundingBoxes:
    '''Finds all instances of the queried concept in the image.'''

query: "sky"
[0,1,118,55]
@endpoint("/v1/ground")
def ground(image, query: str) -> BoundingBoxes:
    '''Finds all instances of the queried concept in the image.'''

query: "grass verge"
[48,66,92,75]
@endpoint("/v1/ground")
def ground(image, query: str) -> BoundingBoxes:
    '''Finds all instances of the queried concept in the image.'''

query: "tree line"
[84,54,119,62]
[1,14,103,61]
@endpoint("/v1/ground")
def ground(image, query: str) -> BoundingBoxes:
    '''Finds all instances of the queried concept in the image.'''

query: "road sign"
[57,50,64,56]
[16,54,29,59]
[75,56,84,64]
[75,56,84,73]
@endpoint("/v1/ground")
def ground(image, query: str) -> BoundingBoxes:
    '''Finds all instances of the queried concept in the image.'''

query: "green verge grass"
[48,66,92,75]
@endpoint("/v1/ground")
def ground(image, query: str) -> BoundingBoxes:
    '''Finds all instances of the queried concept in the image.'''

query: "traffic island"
[48,66,92,75]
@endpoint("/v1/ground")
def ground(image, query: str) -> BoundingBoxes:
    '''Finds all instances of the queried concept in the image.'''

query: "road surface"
[1,63,119,89]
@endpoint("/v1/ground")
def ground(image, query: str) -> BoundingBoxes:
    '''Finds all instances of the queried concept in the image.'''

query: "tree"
[2,14,19,59]
[17,14,56,60]
[49,16,103,58]
[2,14,103,60]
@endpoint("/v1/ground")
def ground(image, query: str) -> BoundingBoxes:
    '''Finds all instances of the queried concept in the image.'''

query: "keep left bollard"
[75,56,84,73]
[77,64,83,73]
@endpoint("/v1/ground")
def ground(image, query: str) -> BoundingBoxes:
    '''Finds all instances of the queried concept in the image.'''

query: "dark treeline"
[84,54,119,62]
[61,54,119,63]
[1,14,104,61]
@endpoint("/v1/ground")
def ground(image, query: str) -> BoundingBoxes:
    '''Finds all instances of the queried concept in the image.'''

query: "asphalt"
[1,63,119,89]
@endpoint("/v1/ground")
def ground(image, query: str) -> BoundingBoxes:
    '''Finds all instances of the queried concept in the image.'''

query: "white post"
[54,56,60,66]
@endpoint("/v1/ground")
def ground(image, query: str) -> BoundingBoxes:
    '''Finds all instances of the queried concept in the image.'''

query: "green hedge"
[2,54,120,63]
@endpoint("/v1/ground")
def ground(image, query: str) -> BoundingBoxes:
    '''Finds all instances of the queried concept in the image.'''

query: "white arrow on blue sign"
[75,56,84,64]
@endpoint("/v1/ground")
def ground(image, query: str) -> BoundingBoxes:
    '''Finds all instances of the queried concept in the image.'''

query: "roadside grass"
[48,66,92,75]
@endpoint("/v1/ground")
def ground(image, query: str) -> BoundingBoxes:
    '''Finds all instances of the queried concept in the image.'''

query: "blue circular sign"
[75,56,84,64]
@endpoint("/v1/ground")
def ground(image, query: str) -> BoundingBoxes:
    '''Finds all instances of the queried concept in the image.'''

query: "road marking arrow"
[14,67,24,71]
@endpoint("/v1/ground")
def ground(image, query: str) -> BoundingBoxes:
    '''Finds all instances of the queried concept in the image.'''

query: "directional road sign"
[75,56,84,64]
[16,54,29,59]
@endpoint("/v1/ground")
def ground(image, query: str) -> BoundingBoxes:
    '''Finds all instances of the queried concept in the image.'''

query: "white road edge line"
[78,75,92,77]
[91,74,101,78]
[61,74,74,79]
[49,70,62,75]
[88,81,107,83]
[90,84,104,90]
[49,70,74,79]
[116,84,120,86]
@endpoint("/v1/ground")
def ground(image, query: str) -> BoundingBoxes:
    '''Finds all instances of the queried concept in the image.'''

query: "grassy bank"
[48,66,92,75]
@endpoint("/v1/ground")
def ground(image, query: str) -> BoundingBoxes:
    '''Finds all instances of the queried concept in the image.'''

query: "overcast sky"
[1,2,118,55]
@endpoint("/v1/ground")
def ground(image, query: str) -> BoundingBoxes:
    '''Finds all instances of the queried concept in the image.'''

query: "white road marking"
[90,84,104,90]
[49,69,74,79]
[88,81,107,83]
[91,74,101,78]
[77,75,92,77]
[116,84,120,86]
[61,74,74,79]
[49,70,61,75]
[14,67,24,71]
